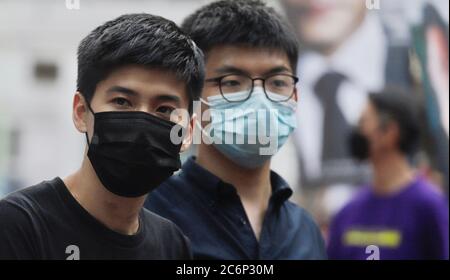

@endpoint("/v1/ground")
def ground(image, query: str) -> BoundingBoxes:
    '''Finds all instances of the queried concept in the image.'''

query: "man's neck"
[371,150,415,196]
[63,155,145,235]
[197,144,272,201]
[197,144,272,239]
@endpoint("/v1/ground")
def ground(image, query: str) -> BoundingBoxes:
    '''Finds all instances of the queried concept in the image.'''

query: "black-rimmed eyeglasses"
[205,73,299,102]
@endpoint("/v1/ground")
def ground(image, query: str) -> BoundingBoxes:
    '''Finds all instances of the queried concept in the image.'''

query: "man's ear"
[293,87,299,102]
[72,92,89,133]
[180,113,196,153]
[385,121,400,150]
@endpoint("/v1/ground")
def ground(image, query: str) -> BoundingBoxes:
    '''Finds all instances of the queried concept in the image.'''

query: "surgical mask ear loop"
[196,97,216,142]
[84,99,95,146]
[85,131,90,146]
[199,97,213,107]
[195,119,213,141]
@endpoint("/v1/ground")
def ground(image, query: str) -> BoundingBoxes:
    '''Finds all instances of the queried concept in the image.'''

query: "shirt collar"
[181,156,293,205]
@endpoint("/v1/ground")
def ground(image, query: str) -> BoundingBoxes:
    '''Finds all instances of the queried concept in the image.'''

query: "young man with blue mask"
[145,0,326,260]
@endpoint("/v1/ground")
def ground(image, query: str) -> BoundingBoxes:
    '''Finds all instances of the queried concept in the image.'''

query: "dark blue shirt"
[145,157,327,260]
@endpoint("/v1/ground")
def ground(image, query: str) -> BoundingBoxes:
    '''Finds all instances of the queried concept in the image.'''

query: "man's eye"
[221,80,241,87]
[271,80,288,87]
[156,106,175,118]
[112,97,132,107]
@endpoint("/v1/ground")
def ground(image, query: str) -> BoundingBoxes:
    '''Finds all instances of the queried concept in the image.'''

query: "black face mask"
[348,129,370,161]
[86,109,183,198]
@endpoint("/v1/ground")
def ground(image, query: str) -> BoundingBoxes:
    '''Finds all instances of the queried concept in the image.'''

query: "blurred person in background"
[327,88,449,260]
[280,0,406,190]
[0,13,204,259]
[279,0,449,241]
[145,0,326,260]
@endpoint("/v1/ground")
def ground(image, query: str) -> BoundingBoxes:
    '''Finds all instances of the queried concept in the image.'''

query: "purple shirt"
[327,175,449,260]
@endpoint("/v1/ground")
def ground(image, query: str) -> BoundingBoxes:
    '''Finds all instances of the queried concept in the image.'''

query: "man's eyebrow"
[154,94,181,105]
[214,66,249,76]
[106,86,138,96]
[214,65,293,77]
[106,86,181,105]
[263,66,293,76]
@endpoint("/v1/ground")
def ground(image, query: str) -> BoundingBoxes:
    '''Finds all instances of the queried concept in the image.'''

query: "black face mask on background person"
[85,106,183,198]
[349,128,370,161]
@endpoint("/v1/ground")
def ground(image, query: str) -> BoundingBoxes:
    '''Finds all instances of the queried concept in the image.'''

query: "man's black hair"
[369,87,421,156]
[77,13,204,113]
[181,0,299,73]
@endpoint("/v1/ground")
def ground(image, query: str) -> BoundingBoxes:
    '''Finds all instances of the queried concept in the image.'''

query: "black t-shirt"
[0,177,192,260]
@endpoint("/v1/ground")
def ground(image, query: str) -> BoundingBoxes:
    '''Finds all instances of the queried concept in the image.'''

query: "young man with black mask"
[145,0,326,260]
[328,89,449,259]
[0,13,204,260]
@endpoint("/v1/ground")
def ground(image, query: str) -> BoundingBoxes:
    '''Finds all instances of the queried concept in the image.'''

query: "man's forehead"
[94,66,189,103]
[205,46,292,74]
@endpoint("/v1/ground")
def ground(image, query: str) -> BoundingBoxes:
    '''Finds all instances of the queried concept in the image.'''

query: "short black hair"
[77,13,205,113]
[369,87,421,156]
[181,0,299,73]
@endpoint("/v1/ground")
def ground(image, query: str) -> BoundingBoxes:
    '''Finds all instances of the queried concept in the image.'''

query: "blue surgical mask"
[199,87,297,168]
